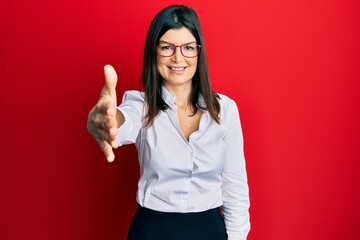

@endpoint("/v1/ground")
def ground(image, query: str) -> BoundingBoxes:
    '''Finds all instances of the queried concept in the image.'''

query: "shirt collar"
[161,85,176,106]
[160,85,207,109]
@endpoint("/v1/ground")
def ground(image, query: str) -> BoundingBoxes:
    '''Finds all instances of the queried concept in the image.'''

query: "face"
[157,27,198,89]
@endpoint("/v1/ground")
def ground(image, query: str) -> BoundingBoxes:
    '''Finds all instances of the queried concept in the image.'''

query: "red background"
[1,0,359,239]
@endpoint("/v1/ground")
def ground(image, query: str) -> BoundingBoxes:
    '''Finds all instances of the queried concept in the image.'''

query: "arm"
[221,101,250,240]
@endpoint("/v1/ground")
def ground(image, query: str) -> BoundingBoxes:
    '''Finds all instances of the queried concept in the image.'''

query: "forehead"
[159,27,196,44]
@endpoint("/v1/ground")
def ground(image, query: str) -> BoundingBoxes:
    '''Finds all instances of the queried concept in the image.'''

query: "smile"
[169,67,186,72]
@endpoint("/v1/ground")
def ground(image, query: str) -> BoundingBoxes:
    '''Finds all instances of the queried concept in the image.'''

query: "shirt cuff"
[115,107,134,145]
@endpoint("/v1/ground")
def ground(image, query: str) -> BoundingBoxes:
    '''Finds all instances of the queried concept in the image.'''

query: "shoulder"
[217,93,238,113]
[216,93,241,126]
[119,90,146,113]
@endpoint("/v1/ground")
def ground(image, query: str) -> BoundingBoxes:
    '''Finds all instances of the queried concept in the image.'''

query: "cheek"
[157,61,166,78]
[190,57,198,66]
[157,57,167,68]
[188,59,198,72]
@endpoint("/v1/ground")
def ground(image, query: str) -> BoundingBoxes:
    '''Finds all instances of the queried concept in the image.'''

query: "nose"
[171,46,183,62]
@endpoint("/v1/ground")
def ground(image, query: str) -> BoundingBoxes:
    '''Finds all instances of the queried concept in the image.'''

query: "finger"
[92,123,115,142]
[107,106,116,117]
[108,125,119,148]
[99,140,115,162]
[92,119,119,148]
[109,126,118,137]
[97,124,119,148]
[102,65,118,101]
[96,113,118,131]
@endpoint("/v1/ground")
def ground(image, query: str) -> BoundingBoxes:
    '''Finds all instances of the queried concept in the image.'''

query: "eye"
[184,45,195,51]
[159,45,174,51]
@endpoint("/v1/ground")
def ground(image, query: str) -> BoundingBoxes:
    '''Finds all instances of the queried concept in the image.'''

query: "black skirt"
[128,205,228,240]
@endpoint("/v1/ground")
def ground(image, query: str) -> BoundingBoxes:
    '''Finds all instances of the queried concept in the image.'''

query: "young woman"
[87,5,250,240]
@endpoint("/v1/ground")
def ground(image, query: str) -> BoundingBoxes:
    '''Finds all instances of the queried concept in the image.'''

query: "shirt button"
[188,174,192,180]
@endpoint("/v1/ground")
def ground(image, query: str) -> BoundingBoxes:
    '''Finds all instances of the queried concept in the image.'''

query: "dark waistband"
[137,204,221,217]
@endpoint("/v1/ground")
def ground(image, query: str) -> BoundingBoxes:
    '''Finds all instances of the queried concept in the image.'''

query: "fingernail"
[111,140,119,148]
[107,155,115,162]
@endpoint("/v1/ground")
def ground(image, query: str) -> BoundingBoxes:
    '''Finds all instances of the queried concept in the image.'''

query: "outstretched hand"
[87,65,122,162]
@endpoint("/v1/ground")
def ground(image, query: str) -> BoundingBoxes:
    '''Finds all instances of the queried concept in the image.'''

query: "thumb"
[101,65,118,116]
[102,64,118,102]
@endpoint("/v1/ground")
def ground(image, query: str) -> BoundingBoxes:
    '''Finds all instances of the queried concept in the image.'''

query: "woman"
[87,5,250,240]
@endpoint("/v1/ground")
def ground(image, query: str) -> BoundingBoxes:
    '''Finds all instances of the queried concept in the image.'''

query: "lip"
[168,66,187,73]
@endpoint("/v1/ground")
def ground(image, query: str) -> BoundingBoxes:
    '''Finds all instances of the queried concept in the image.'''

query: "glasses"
[157,41,201,58]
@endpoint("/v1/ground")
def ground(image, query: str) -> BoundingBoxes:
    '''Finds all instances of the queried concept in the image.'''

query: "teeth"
[171,67,185,71]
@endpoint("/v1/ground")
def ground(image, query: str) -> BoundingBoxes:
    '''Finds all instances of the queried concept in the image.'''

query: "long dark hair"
[142,5,220,126]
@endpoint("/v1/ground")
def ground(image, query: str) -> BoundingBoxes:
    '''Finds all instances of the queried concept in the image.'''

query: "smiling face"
[157,27,198,90]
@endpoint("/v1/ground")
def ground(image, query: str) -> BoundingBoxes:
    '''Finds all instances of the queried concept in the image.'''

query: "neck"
[164,83,192,108]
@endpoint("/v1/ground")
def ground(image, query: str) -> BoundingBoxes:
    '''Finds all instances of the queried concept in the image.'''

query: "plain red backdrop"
[1,0,359,239]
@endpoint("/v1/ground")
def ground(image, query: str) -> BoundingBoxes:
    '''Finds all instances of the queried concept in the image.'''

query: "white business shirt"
[116,86,250,240]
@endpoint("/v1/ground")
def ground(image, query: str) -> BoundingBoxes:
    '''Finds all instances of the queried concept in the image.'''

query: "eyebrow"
[158,40,197,45]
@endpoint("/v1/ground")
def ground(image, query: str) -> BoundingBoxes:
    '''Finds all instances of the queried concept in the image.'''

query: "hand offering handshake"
[87,65,124,162]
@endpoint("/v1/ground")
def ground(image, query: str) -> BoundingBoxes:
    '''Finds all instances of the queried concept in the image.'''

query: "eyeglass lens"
[158,42,200,57]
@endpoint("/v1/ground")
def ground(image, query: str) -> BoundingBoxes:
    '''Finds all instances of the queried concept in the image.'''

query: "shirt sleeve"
[116,91,144,145]
[221,99,250,240]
